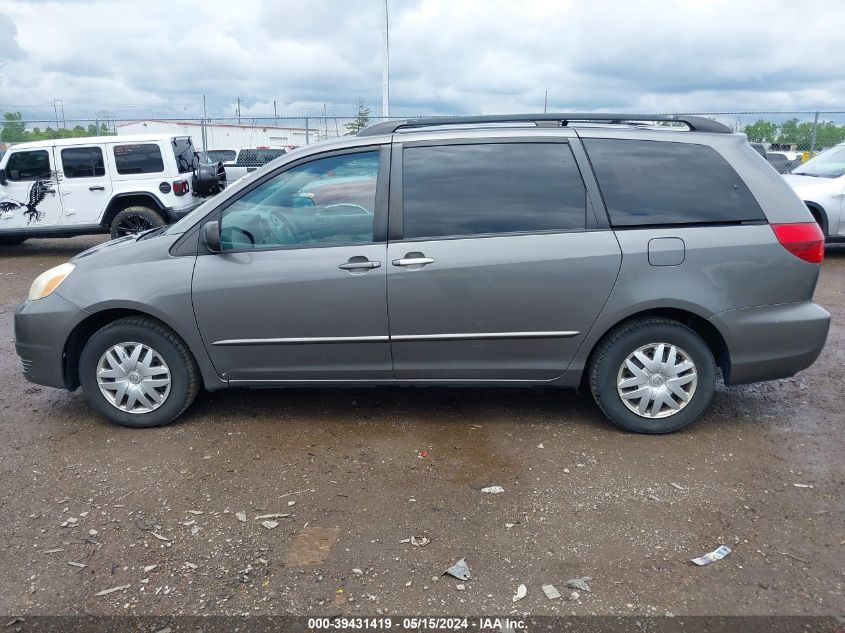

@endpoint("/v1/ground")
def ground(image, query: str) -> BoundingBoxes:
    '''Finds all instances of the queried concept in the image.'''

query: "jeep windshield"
[791,145,845,178]
[172,137,197,174]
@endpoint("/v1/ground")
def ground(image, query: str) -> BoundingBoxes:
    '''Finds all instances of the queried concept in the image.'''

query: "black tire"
[78,317,200,428]
[0,236,27,245]
[589,318,716,434]
[110,206,165,239]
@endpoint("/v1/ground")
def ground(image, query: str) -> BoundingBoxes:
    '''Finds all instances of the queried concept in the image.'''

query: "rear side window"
[61,147,105,178]
[402,143,586,239]
[6,150,50,181]
[113,144,164,175]
[584,139,764,226]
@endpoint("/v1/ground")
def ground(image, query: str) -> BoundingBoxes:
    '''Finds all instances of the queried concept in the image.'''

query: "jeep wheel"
[78,317,200,428]
[110,206,165,239]
[0,236,27,245]
[589,318,716,434]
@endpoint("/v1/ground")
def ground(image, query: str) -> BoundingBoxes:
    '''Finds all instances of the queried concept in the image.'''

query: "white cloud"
[0,0,843,122]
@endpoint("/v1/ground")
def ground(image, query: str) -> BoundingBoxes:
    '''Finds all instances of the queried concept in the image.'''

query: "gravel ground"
[0,236,842,618]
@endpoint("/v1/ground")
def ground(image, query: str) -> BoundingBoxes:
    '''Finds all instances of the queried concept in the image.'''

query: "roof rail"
[358,113,732,136]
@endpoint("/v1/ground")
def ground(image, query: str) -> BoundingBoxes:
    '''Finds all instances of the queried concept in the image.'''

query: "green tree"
[1,112,27,143]
[344,99,371,135]
[812,121,845,148]
[743,119,778,143]
[1,114,114,143]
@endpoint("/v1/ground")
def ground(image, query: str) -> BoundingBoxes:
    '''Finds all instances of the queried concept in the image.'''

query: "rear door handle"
[89,185,105,191]
[392,256,435,267]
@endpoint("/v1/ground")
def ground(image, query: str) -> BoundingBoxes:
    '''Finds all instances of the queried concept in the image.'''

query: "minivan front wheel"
[589,318,716,433]
[79,318,199,428]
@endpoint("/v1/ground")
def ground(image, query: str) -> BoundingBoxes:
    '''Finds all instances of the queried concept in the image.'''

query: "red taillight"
[771,222,825,264]
[172,180,189,196]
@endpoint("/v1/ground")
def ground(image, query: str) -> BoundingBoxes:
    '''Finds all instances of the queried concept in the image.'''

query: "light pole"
[382,0,390,118]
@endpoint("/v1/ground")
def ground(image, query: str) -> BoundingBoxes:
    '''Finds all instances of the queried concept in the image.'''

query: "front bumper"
[710,301,831,385]
[14,293,87,390]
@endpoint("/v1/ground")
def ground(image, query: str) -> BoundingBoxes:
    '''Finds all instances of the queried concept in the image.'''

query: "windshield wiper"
[791,172,821,177]
[137,226,168,240]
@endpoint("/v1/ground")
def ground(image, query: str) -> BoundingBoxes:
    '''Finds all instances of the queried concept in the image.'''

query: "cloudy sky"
[0,0,843,122]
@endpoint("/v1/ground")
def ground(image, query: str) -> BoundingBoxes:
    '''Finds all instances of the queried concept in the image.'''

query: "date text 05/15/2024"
[307,617,526,630]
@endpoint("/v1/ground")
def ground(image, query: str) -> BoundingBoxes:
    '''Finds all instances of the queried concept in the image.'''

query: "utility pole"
[53,99,65,128]
[382,0,390,118]
[201,94,208,150]
[544,90,548,114]
[273,99,277,122]
[237,97,241,124]
[809,110,819,155]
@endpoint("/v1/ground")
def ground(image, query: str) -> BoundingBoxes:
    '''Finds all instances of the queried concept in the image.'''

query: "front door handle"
[392,253,435,268]
[89,185,105,191]
[339,256,381,271]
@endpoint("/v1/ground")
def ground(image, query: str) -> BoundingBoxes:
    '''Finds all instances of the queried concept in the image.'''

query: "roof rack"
[358,113,732,136]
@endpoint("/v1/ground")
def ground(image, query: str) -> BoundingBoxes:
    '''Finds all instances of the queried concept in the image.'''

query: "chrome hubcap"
[96,342,171,414]
[617,342,698,419]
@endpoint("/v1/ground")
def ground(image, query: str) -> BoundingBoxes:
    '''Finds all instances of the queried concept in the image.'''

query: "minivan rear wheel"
[79,317,199,428]
[589,318,716,433]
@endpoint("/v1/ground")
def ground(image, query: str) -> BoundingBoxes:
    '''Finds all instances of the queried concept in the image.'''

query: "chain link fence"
[0,116,384,150]
[2,111,845,172]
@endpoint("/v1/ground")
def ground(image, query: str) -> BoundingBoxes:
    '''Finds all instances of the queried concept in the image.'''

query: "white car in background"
[783,143,845,241]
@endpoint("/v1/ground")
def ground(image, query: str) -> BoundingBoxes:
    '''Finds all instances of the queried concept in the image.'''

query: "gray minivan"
[14,114,830,433]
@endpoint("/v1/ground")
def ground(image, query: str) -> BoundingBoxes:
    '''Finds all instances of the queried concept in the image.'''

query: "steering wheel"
[268,211,298,244]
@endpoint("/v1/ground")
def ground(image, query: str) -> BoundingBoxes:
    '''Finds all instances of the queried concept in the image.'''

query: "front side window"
[584,138,765,226]
[61,146,105,178]
[113,144,164,175]
[219,150,379,250]
[6,150,50,181]
[402,143,586,239]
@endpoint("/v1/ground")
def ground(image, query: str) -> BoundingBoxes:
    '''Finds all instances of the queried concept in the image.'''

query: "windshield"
[236,148,286,166]
[206,149,237,163]
[791,145,845,178]
[172,137,197,174]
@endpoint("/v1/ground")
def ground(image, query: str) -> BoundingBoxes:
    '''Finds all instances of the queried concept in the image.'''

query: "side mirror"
[202,220,221,253]
[0,169,7,186]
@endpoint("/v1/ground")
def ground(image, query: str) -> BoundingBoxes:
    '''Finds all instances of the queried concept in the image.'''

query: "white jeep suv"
[0,133,225,245]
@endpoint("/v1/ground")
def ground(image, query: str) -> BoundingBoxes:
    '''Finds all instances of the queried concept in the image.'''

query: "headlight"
[28,262,75,301]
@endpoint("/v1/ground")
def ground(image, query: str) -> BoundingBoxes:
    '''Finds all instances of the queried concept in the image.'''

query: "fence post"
[809,111,819,155]
[305,117,310,145]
